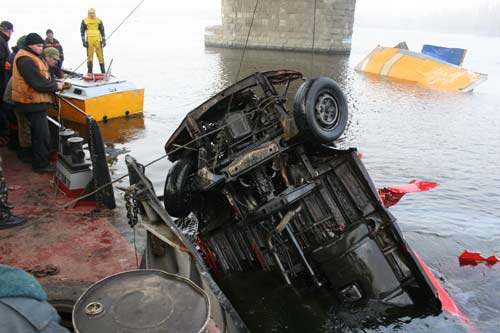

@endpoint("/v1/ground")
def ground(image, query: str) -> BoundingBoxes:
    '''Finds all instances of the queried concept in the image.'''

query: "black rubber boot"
[87,62,93,74]
[0,215,28,229]
[100,63,106,74]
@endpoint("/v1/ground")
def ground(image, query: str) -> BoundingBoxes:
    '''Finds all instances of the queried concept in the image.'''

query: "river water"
[6,4,500,332]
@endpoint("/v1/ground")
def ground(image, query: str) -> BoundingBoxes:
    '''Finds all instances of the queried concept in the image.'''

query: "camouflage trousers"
[0,156,13,219]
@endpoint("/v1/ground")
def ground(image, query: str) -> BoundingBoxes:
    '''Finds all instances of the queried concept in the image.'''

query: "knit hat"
[0,21,14,31]
[25,32,44,46]
[42,47,60,61]
[16,35,26,48]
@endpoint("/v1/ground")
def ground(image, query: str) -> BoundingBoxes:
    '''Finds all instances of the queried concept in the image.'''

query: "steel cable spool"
[72,269,210,332]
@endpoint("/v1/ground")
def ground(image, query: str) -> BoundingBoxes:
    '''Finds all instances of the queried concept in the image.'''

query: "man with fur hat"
[12,33,63,172]
[81,8,106,74]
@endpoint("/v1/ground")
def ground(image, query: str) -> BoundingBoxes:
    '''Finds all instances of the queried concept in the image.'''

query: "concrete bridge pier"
[205,0,357,54]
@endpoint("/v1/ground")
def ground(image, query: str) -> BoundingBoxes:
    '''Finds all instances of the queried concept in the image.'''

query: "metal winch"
[55,128,93,197]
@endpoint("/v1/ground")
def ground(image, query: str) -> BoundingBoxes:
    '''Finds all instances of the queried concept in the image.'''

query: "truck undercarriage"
[160,70,441,315]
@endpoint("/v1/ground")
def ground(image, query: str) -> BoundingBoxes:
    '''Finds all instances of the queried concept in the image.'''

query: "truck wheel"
[164,159,197,218]
[293,77,348,145]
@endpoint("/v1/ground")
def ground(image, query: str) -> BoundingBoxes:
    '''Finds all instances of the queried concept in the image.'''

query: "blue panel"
[421,45,467,66]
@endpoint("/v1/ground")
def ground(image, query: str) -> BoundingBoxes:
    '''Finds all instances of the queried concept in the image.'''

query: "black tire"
[293,77,348,145]
[164,158,197,218]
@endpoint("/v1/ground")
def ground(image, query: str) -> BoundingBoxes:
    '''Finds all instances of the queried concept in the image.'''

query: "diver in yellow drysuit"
[80,8,106,74]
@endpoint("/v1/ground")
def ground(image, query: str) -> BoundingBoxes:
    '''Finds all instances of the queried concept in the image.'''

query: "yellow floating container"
[50,76,144,123]
[355,45,487,92]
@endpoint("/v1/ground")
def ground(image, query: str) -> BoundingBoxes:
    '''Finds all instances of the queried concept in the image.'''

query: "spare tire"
[293,77,348,145]
[164,159,197,218]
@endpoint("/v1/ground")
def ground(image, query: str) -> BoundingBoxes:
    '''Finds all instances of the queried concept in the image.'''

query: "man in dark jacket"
[12,33,63,172]
[3,36,30,162]
[0,21,14,136]
[44,29,63,79]
[5,35,26,81]
[0,21,13,99]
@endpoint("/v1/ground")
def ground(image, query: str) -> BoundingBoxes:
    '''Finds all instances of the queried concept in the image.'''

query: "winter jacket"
[81,17,105,42]
[0,265,69,333]
[12,47,58,113]
[0,31,11,99]
[4,47,19,81]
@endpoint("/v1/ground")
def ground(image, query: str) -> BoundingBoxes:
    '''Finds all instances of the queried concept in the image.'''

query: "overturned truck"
[127,70,450,331]
[162,70,441,308]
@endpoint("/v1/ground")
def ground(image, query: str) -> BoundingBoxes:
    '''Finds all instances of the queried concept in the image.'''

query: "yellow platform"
[50,76,144,123]
[355,45,487,92]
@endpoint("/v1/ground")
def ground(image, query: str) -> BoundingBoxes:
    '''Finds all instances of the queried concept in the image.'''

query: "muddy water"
[7,6,499,332]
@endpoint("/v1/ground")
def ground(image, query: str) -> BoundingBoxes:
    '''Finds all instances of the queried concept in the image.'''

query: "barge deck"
[0,147,137,320]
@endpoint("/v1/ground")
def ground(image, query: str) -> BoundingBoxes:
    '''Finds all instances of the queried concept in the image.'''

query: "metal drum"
[72,270,210,333]
[67,137,85,164]
[59,129,75,155]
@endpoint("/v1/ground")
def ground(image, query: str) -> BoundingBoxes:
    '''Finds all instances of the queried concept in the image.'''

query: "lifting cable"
[225,0,259,114]
[234,0,260,85]
[215,0,259,169]
[310,0,318,78]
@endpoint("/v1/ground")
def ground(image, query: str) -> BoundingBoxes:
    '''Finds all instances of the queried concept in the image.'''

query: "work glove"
[83,40,88,48]
[63,82,72,90]
[101,39,106,48]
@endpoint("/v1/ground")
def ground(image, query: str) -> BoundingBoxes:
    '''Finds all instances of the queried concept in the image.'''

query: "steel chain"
[125,188,139,228]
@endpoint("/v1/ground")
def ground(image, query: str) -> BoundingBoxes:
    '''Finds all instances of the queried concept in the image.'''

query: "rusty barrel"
[72,269,210,332]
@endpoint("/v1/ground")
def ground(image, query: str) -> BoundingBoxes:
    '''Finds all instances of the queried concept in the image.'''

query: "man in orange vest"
[80,8,106,74]
[12,33,63,172]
